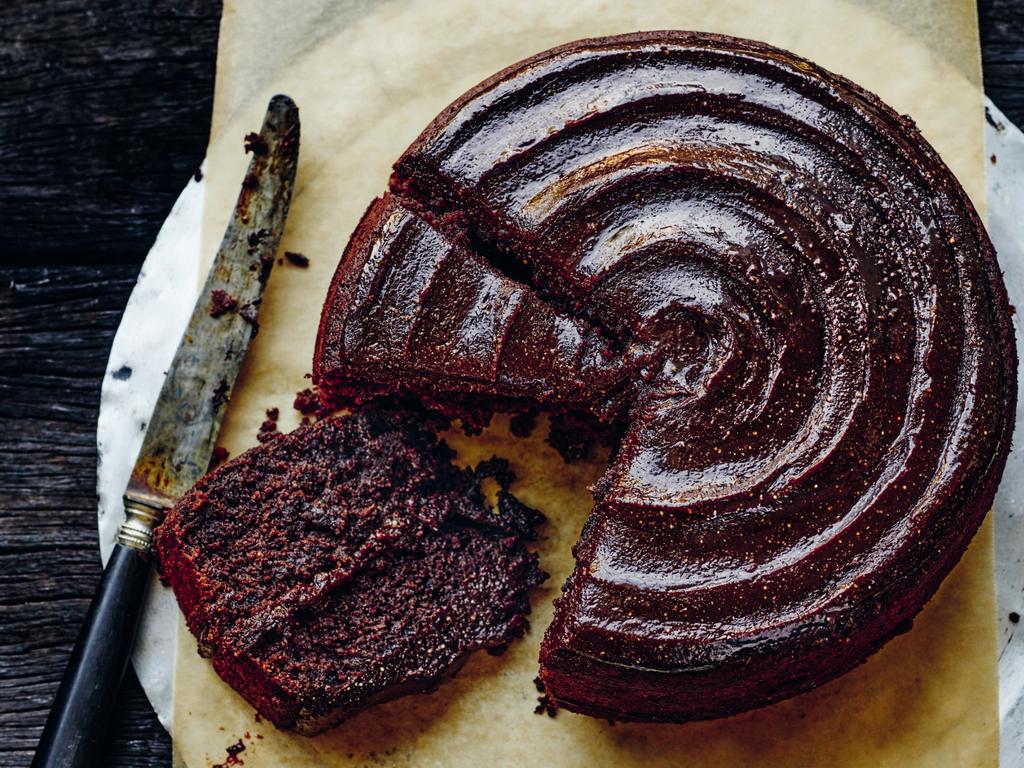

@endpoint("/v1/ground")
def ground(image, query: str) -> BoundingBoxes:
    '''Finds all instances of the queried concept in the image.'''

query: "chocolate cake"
[314,32,1017,722]
[155,410,545,734]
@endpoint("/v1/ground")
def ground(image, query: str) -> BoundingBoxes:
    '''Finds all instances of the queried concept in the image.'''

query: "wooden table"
[0,2,1021,766]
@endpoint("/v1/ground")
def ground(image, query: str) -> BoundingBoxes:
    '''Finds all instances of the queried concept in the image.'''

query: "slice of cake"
[314,194,628,434]
[155,409,545,734]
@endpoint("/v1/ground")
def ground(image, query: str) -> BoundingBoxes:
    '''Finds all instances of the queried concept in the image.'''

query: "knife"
[31,95,300,768]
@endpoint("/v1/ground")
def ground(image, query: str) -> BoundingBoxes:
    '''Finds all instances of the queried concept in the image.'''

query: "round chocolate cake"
[315,32,1016,722]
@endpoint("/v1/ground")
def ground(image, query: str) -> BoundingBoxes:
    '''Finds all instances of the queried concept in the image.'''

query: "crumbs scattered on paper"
[211,738,245,767]
[532,676,557,717]
[294,386,333,421]
[257,407,280,443]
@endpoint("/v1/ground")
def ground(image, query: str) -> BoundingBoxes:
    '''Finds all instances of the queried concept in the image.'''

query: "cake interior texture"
[155,409,545,734]
[313,31,1016,723]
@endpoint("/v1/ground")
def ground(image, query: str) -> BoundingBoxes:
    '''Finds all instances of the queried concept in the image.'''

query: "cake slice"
[155,409,545,734]
[314,194,627,433]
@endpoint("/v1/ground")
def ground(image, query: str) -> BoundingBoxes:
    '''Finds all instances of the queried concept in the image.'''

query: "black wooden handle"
[31,544,152,768]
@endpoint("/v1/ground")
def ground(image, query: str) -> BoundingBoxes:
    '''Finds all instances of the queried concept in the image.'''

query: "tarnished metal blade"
[125,95,299,508]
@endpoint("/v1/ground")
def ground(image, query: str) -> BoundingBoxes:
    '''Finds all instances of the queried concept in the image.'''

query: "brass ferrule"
[117,494,171,553]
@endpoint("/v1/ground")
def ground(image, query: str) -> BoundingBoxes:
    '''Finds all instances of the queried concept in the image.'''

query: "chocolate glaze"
[315,32,1016,721]
[315,195,627,432]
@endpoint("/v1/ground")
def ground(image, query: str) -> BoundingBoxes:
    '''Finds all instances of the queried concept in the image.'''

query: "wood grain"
[0,0,220,263]
[0,1,1020,767]
[981,0,1024,122]
[0,267,171,767]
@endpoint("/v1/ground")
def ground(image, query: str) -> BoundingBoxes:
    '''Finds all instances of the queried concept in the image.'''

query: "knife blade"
[32,94,300,768]
[121,94,300,543]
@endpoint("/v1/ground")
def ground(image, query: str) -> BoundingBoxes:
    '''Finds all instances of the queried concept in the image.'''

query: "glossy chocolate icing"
[315,32,1016,721]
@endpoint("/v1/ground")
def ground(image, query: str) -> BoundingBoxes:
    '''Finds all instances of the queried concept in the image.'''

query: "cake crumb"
[257,408,280,443]
[475,456,516,488]
[212,739,245,768]
[212,379,230,411]
[471,457,546,539]
[509,411,537,438]
[547,411,599,463]
[208,446,230,471]
[534,694,558,717]
[486,641,510,656]
[532,676,558,717]
[244,131,269,156]
[285,251,310,268]
[990,154,998,165]
[496,491,545,541]
[209,289,239,318]
[894,617,914,635]
[294,387,333,420]
[246,229,275,283]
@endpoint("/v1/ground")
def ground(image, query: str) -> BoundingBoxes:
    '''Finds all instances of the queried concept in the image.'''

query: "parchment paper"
[174,1,997,765]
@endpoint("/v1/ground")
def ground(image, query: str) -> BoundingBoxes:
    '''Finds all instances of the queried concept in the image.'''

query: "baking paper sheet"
[171,1,998,765]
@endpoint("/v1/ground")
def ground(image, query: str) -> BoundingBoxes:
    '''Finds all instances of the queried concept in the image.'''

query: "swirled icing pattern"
[315,32,1016,721]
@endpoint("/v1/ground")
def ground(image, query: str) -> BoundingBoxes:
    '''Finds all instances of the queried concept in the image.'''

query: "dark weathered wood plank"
[981,0,1024,125]
[0,0,221,263]
[0,266,171,767]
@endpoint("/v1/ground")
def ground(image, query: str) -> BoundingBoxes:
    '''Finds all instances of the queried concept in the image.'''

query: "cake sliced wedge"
[155,409,545,734]
[314,194,628,433]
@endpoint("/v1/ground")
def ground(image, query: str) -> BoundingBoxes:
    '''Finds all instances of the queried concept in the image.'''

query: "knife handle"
[31,543,152,768]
